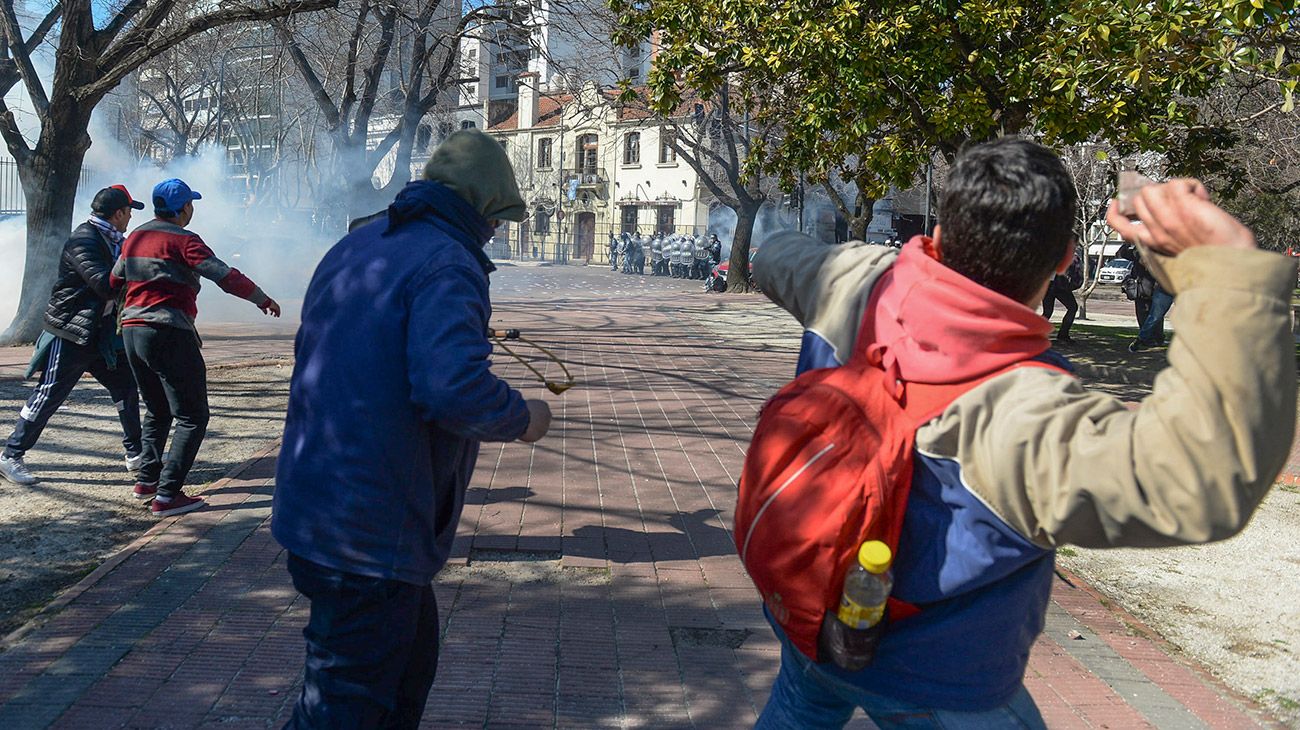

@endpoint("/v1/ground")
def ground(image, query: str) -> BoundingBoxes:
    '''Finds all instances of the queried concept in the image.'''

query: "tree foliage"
[612,0,1300,197]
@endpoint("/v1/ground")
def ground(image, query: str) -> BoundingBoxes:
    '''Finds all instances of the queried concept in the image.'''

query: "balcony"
[563,167,608,188]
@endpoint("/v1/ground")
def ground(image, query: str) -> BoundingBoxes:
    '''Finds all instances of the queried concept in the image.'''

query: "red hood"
[864,236,1051,384]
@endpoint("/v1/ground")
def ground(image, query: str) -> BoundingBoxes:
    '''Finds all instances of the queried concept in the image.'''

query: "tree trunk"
[849,214,869,241]
[1,147,88,345]
[726,202,759,293]
[377,110,422,202]
[847,189,874,241]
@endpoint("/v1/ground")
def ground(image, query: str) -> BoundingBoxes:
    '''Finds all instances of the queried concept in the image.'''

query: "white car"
[1097,258,1133,285]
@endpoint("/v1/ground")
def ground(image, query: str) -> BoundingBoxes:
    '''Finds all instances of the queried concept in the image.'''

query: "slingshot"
[489,328,576,395]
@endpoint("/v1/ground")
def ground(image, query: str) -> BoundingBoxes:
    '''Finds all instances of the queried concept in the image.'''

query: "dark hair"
[938,137,1076,303]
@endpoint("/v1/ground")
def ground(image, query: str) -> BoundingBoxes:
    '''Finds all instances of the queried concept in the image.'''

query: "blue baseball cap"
[152,178,202,216]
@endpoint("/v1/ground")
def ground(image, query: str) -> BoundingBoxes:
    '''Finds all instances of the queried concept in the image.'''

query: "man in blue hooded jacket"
[273,129,551,729]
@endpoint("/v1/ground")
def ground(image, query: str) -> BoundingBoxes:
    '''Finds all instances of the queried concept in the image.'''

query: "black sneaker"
[1127,338,1151,353]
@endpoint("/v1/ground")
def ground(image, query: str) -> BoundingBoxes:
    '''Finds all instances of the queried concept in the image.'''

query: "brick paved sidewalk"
[0,289,1283,728]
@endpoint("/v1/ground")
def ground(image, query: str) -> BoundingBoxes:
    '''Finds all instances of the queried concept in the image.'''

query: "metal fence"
[0,158,25,216]
[488,221,713,265]
[0,158,96,216]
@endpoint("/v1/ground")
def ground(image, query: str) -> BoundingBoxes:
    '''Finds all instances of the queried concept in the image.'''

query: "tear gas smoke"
[0,117,342,328]
[707,195,840,261]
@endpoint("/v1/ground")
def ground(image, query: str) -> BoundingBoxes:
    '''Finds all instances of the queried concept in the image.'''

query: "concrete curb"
[0,439,283,653]
[1054,564,1283,727]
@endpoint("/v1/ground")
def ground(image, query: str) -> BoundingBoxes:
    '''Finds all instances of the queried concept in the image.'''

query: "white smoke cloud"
[0,109,340,328]
[708,201,813,261]
[0,216,26,326]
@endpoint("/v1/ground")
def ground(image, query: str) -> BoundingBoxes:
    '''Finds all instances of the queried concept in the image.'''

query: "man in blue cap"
[111,178,281,517]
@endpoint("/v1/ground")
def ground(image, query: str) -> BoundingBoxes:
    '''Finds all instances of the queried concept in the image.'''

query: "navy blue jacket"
[272,181,530,585]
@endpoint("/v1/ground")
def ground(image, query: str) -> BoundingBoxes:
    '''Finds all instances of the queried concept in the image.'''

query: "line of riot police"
[608,232,722,282]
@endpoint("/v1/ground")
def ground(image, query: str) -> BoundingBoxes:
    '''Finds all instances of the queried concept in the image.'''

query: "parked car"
[1097,258,1133,285]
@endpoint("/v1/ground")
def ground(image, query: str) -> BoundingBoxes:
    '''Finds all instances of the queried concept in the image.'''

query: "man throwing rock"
[112,178,280,517]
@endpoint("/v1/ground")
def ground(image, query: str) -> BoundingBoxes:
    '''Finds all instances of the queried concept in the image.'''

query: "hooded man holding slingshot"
[272,129,552,728]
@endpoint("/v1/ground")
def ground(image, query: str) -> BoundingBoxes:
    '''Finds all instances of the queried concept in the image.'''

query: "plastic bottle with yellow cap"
[818,540,894,670]
[836,540,894,629]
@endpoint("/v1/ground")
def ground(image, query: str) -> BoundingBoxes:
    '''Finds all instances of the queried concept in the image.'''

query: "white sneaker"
[0,454,38,486]
[125,453,145,474]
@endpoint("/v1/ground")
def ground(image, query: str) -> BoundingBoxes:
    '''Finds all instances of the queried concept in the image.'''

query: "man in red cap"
[0,185,146,488]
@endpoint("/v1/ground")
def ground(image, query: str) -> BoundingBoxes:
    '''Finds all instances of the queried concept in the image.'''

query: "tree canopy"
[613,0,1300,196]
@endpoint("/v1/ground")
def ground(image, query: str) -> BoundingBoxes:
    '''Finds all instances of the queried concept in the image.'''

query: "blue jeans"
[285,554,440,730]
[755,634,1046,729]
[1137,288,1174,344]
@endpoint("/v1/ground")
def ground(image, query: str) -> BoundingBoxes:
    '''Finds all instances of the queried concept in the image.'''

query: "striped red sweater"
[110,219,267,330]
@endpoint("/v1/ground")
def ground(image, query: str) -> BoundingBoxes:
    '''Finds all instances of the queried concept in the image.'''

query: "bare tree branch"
[87,0,340,103]
[0,96,30,163]
[0,0,51,114]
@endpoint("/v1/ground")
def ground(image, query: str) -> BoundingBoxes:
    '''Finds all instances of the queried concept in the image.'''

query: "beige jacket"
[754,232,1298,548]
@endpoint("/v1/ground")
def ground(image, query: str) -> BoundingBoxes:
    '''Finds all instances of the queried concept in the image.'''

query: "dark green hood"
[422,128,527,223]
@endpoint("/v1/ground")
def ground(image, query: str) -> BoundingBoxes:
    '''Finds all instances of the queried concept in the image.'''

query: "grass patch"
[1057,546,1078,558]
[1256,688,1300,712]
[1069,322,1140,343]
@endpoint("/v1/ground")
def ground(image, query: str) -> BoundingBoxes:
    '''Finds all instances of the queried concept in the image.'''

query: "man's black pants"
[1041,285,1078,339]
[123,325,209,498]
[3,336,141,460]
[285,554,440,730]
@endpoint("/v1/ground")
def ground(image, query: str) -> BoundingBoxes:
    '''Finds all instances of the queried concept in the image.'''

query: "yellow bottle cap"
[858,541,892,574]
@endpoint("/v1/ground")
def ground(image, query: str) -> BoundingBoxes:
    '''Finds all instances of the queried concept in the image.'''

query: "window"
[657,206,675,233]
[497,50,527,68]
[623,132,641,166]
[537,138,553,169]
[415,124,433,153]
[577,134,598,172]
[659,130,677,163]
[533,208,550,235]
[495,75,512,89]
[468,48,477,61]
[621,205,639,234]
[461,120,476,130]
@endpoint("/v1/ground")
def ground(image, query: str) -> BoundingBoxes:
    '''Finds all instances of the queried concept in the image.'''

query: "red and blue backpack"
[734,299,1061,662]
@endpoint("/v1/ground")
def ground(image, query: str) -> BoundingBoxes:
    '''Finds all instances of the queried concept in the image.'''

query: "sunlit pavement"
[0,265,1278,729]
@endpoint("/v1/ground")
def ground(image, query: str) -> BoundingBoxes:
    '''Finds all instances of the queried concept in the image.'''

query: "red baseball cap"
[91,185,145,215]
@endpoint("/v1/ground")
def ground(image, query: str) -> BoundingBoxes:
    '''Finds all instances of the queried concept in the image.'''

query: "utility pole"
[556,120,565,264]
[923,157,934,236]
[797,173,805,233]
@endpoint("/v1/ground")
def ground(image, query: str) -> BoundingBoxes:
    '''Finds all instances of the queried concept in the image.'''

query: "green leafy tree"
[613,0,1299,222]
